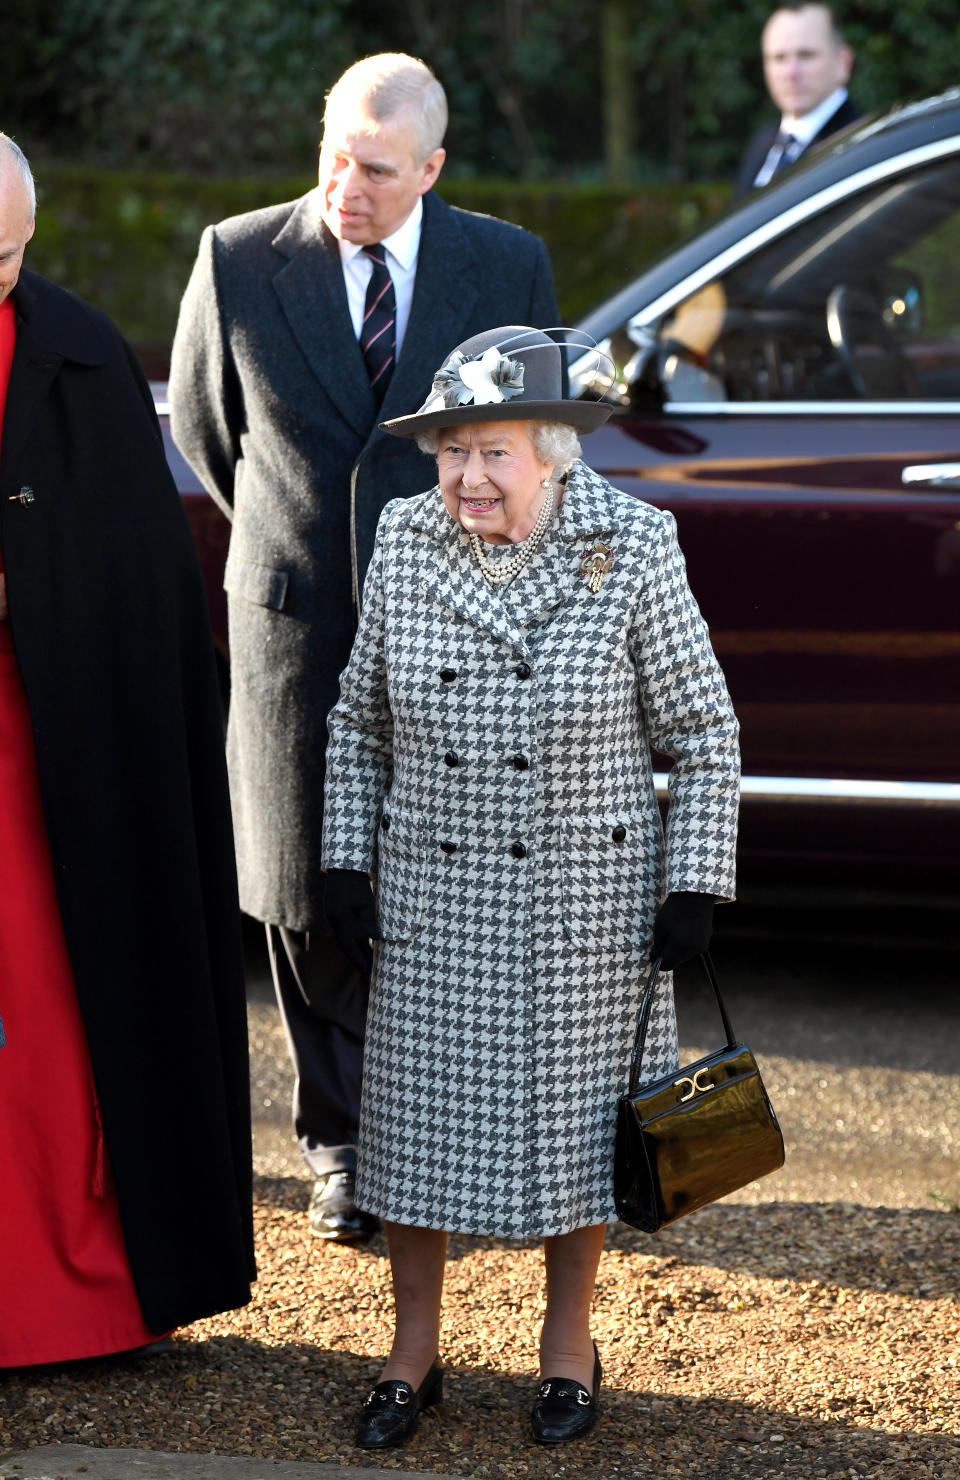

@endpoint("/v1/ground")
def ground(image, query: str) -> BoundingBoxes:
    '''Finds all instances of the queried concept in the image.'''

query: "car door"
[579,145,960,884]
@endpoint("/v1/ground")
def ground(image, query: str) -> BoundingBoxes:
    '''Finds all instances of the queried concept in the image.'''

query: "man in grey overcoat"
[169,53,562,1239]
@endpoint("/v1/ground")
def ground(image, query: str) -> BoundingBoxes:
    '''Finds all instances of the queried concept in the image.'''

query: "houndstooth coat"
[322,461,740,1238]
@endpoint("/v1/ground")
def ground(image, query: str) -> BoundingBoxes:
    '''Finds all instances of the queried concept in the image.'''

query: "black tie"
[360,244,396,403]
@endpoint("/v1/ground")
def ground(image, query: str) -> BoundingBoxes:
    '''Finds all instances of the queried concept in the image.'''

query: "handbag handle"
[628,952,737,1096]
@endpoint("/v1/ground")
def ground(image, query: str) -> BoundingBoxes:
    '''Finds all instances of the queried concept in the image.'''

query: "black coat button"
[511,841,527,859]
[444,751,459,767]
[440,840,458,854]
[612,825,627,842]
[512,755,530,771]
[381,814,391,832]
[440,668,457,682]
[515,662,532,679]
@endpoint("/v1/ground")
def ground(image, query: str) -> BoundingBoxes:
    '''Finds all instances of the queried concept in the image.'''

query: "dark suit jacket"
[736,96,861,195]
[3,270,255,1332]
[169,188,561,928]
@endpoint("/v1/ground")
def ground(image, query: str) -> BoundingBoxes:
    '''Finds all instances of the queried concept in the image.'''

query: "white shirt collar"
[338,195,423,272]
[782,87,848,146]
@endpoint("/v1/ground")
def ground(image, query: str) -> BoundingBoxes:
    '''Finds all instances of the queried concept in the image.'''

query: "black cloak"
[1,270,255,1333]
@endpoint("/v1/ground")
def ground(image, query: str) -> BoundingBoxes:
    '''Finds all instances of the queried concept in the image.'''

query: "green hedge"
[27,167,731,366]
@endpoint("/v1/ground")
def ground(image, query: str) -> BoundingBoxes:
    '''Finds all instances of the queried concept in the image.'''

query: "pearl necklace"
[468,485,555,586]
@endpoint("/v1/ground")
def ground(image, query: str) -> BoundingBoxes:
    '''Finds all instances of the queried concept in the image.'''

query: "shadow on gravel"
[605,1199,960,1297]
[675,937,959,1076]
[4,1334,958,1480]
[251,1174,959,1299]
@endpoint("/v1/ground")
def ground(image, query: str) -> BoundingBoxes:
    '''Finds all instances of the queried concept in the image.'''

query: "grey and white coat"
[322,462,740,1238]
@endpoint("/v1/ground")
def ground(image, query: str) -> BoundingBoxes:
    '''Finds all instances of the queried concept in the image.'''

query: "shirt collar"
[338,195,423,272]
[782,87,848,146]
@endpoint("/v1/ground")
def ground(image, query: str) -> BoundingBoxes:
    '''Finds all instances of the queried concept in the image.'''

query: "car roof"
[576,89,960,342]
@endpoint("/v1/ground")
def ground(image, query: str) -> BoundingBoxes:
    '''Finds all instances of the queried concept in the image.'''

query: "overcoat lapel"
[270,192,483,444]
[378,193,481,425]
[271,192,376,440]
[0,334,60,500]
[1,273,105,500]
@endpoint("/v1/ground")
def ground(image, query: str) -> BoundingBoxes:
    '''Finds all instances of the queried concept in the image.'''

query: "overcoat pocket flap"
[223,556,289,611]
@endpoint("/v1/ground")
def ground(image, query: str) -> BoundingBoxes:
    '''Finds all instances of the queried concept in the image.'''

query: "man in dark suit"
[169,54,561,1241]
[736,3,860,194]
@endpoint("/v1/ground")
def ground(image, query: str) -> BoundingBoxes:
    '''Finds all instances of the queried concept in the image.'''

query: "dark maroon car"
[158,90,960,899]
[568,91,960,896]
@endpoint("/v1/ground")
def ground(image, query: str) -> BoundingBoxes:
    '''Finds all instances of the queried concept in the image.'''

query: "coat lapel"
[407,465,623,649]
[271,192,483,441]
[408,488,525,650]
[502,462,623,628]
[1,272,104,498]
[271,192,376,440]
[377,193,481,424]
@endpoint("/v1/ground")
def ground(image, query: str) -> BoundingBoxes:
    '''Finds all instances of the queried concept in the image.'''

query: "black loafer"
[531,1344,601,1444]
[308,1171,379,1242]
[355,1359,443,1449]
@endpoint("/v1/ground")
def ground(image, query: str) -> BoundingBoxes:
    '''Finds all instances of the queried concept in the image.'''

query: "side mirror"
[567,326,664,411]
[619,323,667,411]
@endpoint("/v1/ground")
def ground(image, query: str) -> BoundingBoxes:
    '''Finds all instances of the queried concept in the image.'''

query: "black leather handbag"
[614,953,784,1232]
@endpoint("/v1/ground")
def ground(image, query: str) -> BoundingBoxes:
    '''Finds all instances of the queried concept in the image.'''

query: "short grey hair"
[0,133,36,219]
[417,420,582,474]
[324,54,448,163]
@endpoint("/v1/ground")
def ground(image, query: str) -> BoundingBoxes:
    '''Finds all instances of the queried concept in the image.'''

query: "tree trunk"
[602,0,635,181]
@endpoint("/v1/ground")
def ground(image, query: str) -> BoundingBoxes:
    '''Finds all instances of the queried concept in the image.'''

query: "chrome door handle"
[902,463,960,486]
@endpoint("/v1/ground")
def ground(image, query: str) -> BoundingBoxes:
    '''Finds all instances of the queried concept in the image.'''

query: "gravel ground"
[2,1181,958,1479]
[2,933,959,1479]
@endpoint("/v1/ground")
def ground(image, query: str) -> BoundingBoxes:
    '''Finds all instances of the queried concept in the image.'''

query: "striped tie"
[360,244,396,403]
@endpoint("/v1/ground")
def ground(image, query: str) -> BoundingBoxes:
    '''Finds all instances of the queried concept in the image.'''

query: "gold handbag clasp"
[675,1069,714,1102]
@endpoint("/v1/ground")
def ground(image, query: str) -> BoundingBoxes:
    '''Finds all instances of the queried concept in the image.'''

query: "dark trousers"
[266,925,370,1177]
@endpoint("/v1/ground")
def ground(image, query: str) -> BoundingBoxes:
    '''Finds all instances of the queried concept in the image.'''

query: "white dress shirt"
[781,86,850,148]
[338,197,423,358]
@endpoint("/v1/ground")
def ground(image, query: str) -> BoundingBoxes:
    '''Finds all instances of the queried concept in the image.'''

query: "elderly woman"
[322,326,739,1448]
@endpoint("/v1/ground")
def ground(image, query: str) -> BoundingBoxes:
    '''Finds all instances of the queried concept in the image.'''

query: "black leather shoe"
[531,1344,601,1444]
[308,1171,379,1242]
[354,1359,443,1449]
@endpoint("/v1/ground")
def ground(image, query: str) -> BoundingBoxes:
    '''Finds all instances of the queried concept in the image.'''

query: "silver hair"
[324,54,448,163]
[416,421,582,474]
[0,133,36,219]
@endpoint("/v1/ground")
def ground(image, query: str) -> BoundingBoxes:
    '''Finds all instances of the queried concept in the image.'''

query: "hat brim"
[380,397,613,439]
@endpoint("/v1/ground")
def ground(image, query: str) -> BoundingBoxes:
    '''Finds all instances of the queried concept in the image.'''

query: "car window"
[646,157,960,405]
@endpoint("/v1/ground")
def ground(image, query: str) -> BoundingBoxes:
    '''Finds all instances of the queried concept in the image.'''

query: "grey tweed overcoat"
[169,188,559,929]
[322,461,740,1238]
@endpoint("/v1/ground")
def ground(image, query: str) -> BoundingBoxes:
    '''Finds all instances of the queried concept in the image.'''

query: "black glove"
[324,868,378,976]
[651,891,717,970]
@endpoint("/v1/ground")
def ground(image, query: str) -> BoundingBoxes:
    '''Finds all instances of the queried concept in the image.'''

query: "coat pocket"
[223,555,289,612]
[374,812,425,943]
[559,810,661,952]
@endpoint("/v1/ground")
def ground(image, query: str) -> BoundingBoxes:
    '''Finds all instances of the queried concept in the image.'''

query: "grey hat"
[379,325,612,439]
